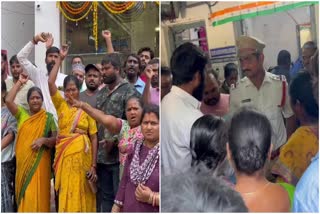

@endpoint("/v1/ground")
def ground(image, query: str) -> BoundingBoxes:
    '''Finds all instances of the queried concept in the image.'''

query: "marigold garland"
[102,2,135,14]
[57,2,93,22]
[57,1,153,51]
[62,2,91,15]
[93,2,98,52]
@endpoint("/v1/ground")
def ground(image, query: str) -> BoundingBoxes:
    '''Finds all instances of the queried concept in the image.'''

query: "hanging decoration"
[115,2,145,22]
[57,2,93,22]
[101,2,135,14]
[57,2,159,52]
[209,1,319,27]
[93,2,98,52]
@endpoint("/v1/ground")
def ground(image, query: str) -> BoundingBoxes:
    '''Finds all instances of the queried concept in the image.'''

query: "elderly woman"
[111,105,159,212]
[69,95,144,178]
[1,80,17,212]
[6,74,56,212]
[227,107,290,212]
[272,72,318,185]
[48,51,98,212]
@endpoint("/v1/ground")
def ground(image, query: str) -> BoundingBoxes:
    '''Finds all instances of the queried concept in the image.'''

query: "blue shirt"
[293,153,319,212]
[134,77,145,95]
[290,57,303,79]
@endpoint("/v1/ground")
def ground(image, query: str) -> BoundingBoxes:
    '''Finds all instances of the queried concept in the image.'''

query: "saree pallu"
[53,133,96,212]
[272,126,318,186]
[15,109,52,212]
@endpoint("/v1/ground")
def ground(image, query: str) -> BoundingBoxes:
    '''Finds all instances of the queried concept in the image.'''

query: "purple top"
[115,144,159,212]
[150,87,160,106]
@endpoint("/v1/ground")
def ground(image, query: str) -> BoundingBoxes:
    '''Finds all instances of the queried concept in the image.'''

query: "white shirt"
[230,72,294,150]
[17,41,67,126]
[161,86,203,176]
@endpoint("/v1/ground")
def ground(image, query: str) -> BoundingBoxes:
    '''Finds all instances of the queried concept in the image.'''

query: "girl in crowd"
[228,107,290,212]
[112,105,160,212]
[272,72,318,185]
[48,53,98,212]
[6,75,56,212]
[69,95,144,178]
[1,80,17,212]
[190,114,233,180]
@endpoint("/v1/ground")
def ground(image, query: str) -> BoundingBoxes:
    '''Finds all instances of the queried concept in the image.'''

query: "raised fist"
[102,30,112,40]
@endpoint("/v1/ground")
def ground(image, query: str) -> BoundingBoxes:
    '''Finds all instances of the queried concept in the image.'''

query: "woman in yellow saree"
[48,48,98,212]
[272,72,318,185]
[6,73,57,212]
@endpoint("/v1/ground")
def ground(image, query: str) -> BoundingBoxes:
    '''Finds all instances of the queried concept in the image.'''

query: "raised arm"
[17,33,48,79]
[69,97,121,135]
[5,73,29,116]
[142,65,153,105]
[102,30,114,53]
[48,44,68,96]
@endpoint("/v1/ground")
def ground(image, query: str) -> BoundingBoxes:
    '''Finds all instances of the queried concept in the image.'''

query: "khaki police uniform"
[230,36,294,150]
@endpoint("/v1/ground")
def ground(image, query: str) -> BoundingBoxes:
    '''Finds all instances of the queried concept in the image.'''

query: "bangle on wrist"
[152,192,156,206]
[148,192,153,204]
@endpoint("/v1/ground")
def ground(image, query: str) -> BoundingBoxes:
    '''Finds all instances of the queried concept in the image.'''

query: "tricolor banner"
[209,1,319,27]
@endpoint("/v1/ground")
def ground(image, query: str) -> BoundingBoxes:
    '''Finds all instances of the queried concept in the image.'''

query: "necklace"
[239,182,271,196]
[130,140,159,185]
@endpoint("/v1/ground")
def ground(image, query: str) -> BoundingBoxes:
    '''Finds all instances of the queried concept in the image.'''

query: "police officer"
[230,35,296,158]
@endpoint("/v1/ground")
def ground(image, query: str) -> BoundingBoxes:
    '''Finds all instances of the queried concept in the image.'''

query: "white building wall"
[161,2,319,77]
[1,1,35,63]
[34,1,60,72]
[244,6,312,70]
[161,2,238,67]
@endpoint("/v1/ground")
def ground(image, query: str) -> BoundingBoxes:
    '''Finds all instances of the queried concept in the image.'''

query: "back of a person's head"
[290,72,318,120]
[190,115,227,172]
[161,66,171,76]
[224,63,238,79]
[228,107,272,175]
[161,169,248,212]
[277,50,291,66]
[170,42,207,86]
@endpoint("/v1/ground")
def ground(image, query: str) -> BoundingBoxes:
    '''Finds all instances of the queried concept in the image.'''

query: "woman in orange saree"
[6,74,56,212]
[48,48,98,212]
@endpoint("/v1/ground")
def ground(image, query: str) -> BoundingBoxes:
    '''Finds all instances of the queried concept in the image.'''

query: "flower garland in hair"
[130,140,159,185]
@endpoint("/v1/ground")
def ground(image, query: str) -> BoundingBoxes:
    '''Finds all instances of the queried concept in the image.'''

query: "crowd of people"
[1,20,318,214]
[1,30,159,212]
[161,36,318,212]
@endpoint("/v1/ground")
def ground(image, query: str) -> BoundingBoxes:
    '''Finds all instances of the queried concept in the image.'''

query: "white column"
[34,1,60,71]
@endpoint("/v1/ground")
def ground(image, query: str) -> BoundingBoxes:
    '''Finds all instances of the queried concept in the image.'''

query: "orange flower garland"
[102,2,135,14]
[62,2,91,15]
